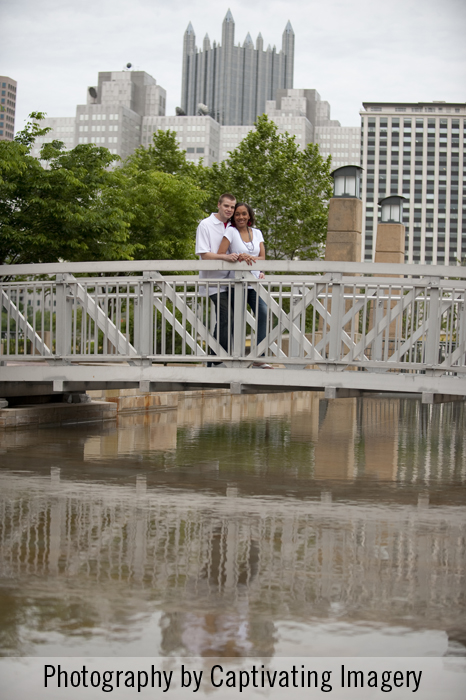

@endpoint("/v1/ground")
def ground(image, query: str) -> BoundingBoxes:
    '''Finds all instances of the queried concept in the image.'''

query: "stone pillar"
[322,198,363,341]
[374,223,405,264]
[324,198,363,263]
[372,222,406,348]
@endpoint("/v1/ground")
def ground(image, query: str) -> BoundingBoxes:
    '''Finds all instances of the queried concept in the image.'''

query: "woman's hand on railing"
[238,253,257,266]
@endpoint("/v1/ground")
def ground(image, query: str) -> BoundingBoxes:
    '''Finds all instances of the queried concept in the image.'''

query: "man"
[195,193,238,365]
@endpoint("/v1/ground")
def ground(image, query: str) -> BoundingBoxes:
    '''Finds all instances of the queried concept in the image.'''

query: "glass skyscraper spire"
[181,9,294,125]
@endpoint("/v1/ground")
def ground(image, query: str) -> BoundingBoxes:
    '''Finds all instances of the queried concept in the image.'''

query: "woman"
[217,202,273,368]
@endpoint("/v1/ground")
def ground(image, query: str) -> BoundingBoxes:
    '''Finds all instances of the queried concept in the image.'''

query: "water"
[0,392,465,659]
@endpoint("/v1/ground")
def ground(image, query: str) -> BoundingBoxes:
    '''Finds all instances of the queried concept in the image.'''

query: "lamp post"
[331,165,363,199]
[378,195,407,224]
[324,165,363,263]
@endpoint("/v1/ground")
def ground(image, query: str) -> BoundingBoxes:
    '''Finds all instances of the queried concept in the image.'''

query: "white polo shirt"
[195,213,234,296]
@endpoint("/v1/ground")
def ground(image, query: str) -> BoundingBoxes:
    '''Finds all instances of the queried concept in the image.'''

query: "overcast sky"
[2,0,466,133]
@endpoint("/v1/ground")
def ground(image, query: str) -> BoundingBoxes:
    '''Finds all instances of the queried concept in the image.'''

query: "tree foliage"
[0,114,332,266]
[204,115,333,259]
[129,129,197,178]
[118,162,205,261]
[0,113,134,265]
[120,131,206,260]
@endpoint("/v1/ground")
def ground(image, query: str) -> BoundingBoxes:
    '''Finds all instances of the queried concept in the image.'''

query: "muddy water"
[0,392,465,658]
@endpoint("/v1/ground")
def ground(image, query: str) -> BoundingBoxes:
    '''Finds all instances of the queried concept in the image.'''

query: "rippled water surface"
[0,392,465,657]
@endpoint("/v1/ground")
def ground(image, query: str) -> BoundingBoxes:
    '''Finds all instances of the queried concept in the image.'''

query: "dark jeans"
[208,290,234,366]
[247,288,267,353]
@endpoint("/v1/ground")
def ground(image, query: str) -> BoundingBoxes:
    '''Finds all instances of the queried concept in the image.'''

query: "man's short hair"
[218,193,236,205]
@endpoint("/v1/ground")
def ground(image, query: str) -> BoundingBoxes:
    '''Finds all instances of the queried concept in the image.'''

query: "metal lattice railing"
[1,260,465,376]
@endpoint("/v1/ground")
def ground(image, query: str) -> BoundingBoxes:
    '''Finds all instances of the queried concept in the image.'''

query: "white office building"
[75,70,166,160]
[214,88,359,163]
[30,69,359,178]
[30,117,76,159]
[31,70,167,161]
[360,101,466,264]
[141,114,221,167]
[314,126,361,169]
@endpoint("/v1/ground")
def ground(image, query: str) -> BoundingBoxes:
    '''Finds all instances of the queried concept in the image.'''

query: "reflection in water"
[0,392,465,658]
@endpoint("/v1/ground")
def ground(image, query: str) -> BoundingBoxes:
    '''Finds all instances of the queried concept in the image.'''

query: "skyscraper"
[181,9,294,125]
[0,76,17,141]
[360,101,466,265]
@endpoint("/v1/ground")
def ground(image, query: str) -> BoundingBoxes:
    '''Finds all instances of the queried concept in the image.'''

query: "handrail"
[1,259,466,279]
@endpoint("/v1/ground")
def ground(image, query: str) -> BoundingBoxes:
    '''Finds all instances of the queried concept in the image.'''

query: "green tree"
[118,165,205,260]
[121,130,206,260]
[0,113,134,265]
[204,115,333,260]
[129,129,197,178]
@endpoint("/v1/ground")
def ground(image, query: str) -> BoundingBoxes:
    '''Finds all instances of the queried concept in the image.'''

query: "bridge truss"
[1,260,465,401]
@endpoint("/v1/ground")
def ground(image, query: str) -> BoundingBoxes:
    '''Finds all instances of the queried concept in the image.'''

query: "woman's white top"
[227,227,264,279]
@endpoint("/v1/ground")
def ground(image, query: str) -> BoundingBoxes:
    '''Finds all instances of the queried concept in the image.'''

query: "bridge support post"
[425,278,441,368]
[230,382,242,395]
[233,272,246,365]
[55,274,72,358]
[328,275,344,362]
[140,272,155,357]
[372,296,385,362]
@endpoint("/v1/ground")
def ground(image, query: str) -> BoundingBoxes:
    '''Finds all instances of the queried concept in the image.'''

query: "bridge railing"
[1,260,465,376]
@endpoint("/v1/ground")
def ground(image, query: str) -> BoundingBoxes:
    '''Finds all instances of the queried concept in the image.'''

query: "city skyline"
[3,0,465,134]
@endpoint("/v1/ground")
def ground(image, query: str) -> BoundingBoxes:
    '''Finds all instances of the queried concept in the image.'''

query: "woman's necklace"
[242,227,254,253]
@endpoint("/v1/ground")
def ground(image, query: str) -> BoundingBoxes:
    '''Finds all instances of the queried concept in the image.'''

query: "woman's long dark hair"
[231,202,255,228]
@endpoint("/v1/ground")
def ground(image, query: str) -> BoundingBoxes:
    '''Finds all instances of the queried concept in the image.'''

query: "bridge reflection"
[0,394,465,656]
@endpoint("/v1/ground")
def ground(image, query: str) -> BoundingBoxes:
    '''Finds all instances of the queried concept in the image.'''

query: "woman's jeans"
[247,288,267,353]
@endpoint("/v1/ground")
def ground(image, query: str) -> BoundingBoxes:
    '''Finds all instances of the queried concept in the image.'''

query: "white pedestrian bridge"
[1,259,465,403]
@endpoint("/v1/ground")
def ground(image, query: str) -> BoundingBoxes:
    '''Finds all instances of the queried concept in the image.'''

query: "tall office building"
[75,70,166,159]
[181,10,294,125]
[360,102,466,265]
[0,76,17,141]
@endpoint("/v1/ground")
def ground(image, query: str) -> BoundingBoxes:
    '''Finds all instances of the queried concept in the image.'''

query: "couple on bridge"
[195,193,273,368]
